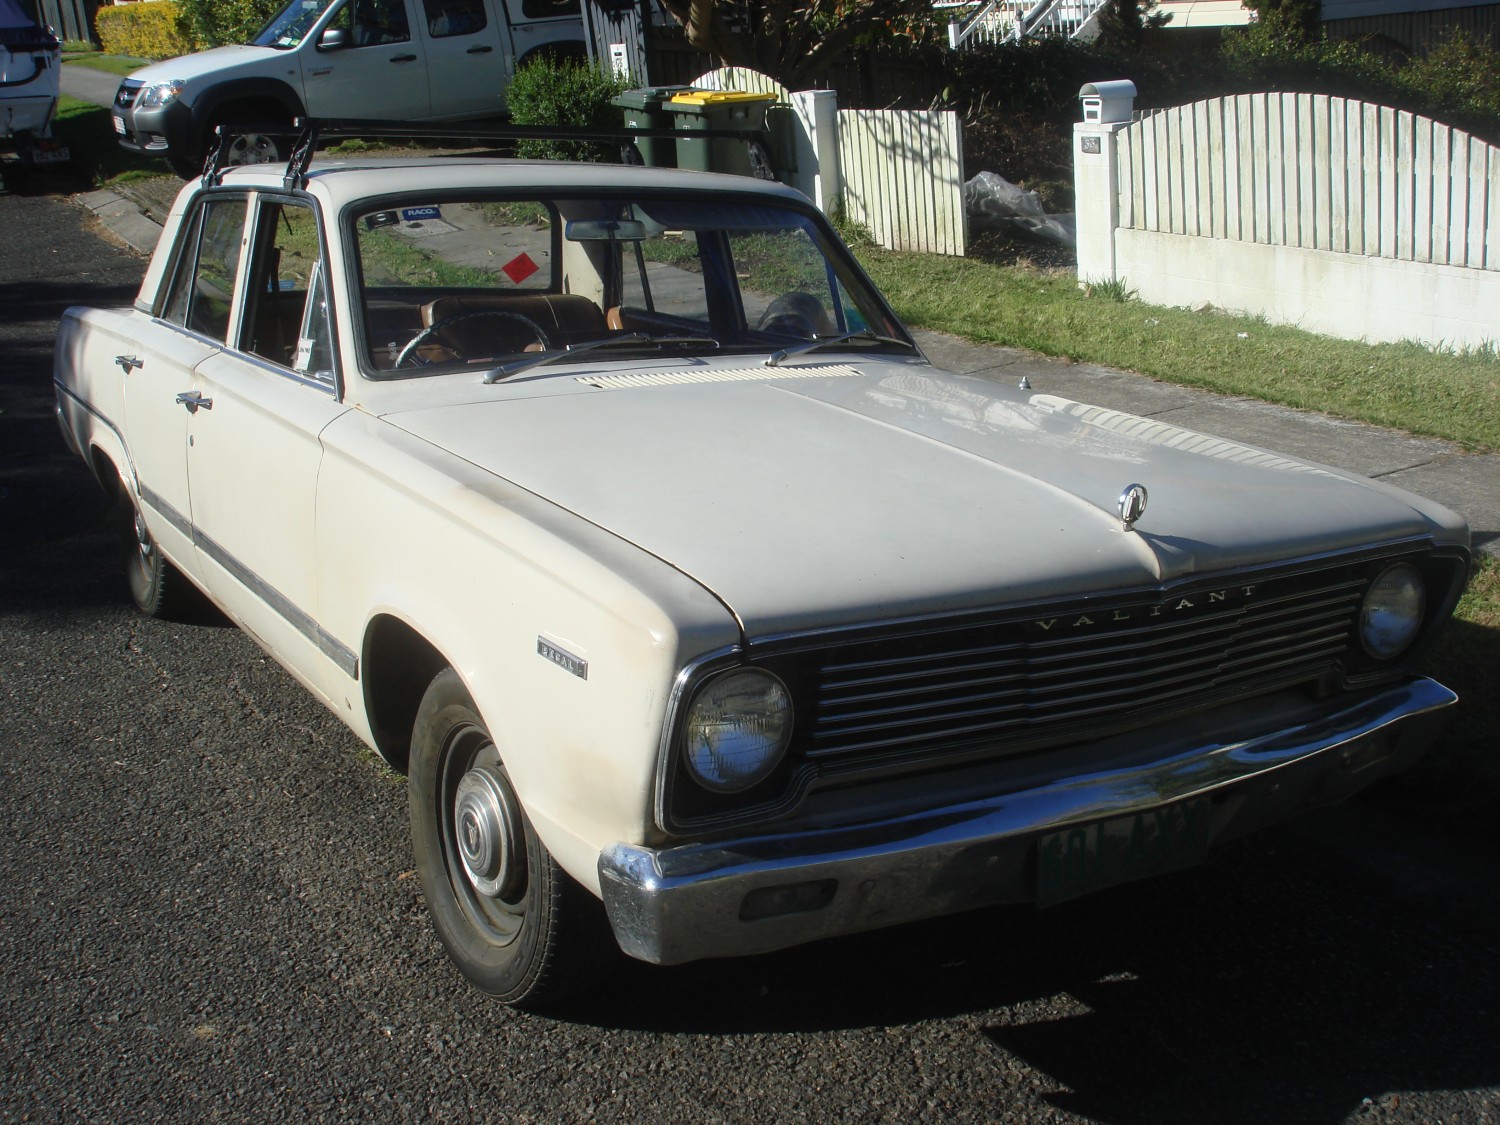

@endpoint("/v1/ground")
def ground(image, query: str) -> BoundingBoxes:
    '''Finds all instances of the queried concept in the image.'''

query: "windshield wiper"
[483,333,720,384]
[764,329,917,367]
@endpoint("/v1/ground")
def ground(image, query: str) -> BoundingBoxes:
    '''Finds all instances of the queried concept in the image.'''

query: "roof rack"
[199,118,776,192]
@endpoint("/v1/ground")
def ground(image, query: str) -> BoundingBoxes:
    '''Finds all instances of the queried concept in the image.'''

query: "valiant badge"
[1117,483,1148,531]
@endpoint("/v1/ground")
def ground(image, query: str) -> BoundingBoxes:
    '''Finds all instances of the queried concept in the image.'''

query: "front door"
[183,195,353,694]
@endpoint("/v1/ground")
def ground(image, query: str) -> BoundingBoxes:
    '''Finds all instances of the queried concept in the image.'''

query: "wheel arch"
[88,439,134,502]
[361,613,452,772]
[189,80,305,148]
[516,38,587,68]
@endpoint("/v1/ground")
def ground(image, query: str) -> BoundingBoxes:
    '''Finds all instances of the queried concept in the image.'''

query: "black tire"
[168,152,206,179]
[409,668,618,1006]
[117,480,199,620]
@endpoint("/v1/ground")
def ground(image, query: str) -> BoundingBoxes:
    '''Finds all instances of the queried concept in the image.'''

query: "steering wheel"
[396,309,553,368]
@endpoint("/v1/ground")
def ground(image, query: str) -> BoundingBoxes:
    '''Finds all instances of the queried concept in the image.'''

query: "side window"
[423,0,486,37]
[506,0,579,20]
[242,199,335,383]
[160,197,248,343]
[335,0,411,46]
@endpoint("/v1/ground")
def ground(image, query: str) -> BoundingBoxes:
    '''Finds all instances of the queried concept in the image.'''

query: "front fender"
[188,78,306,145]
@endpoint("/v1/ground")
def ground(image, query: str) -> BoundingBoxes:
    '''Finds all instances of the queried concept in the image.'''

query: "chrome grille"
[807,573,1367,761]
[115,83,139,110]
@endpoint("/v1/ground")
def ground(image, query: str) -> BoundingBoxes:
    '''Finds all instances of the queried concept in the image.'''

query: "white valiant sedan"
[54,152,1471,1005]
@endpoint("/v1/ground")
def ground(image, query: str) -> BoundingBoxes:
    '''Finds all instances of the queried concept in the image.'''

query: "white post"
[1073,81,1136,286]
[790,89,841,215]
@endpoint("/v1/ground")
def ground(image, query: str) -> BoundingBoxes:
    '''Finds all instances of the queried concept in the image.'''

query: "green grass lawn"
[858,250,1500,452]
[51,95,164,186]
[61,53,147,76]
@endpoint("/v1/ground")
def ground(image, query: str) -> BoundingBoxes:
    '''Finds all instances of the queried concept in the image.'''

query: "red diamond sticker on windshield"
[502,252,540,284]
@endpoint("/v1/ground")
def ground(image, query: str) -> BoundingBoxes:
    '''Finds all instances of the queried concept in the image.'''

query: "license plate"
[1036,798,1210,907]
[32,146,70,164]
[113,114,125,134]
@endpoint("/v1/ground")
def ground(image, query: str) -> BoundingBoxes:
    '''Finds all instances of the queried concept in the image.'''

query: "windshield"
[251,0,339,48]
[353,193,911,378]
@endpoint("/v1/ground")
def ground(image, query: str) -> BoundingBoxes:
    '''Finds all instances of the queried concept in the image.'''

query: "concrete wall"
[1075,92,1500,350]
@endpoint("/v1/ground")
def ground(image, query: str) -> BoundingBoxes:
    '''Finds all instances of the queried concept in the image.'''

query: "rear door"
[418,0,509,119]
[497,0,583,103]
[301,0,431,120]
[122,195,249,580]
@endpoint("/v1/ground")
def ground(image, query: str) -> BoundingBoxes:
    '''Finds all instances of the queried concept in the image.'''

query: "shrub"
[506,57,630,162]
[173,0,281,51]
[95,1,193,60]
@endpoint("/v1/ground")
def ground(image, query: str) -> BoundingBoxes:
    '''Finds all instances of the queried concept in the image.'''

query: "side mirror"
[317,27,349,50]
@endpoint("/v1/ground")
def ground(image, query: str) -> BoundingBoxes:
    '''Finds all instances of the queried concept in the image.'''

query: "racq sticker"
[400,205,442,223]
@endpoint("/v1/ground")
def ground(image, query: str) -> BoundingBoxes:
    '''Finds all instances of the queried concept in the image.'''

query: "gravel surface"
[2,187,1498,1124]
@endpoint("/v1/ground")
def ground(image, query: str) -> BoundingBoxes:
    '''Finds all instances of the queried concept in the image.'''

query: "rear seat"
[419,294,608,355]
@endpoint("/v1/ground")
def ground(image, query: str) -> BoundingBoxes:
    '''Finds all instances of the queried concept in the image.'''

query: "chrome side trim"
[137,482,193,542]
[192,527,359,678]
[52,379,138,490]
[602,676,1456,965]
[134,482,357,678]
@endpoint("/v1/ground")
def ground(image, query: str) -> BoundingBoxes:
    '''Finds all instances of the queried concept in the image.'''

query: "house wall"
[1322,1,1500,55]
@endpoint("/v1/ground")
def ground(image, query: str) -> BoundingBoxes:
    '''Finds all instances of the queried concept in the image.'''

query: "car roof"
[211,158,814,210]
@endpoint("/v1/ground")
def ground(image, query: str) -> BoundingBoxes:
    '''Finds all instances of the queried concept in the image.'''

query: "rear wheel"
[117,479,199,619]
[408,668,617,1006]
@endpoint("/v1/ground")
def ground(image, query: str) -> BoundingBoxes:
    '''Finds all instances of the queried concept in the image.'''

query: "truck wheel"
[168,153,205,179]
[222,131,282,167]
[117,482,198,619]
[409,668,617,1006]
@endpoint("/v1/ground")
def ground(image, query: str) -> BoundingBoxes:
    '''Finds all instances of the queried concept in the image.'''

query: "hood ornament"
[1117,483,1148,532]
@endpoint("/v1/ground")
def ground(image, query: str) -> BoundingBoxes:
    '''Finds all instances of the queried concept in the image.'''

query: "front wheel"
[408,668,617,1006]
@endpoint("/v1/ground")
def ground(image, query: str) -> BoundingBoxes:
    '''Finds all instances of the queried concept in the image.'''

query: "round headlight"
[1359,563,1425,659]
[682,669,794,794]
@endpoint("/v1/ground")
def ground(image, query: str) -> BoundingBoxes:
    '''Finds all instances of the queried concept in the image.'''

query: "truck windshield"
[251,0,339,48]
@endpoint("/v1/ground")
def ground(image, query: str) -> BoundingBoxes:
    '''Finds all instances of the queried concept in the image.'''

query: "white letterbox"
[1079,80,1137,125]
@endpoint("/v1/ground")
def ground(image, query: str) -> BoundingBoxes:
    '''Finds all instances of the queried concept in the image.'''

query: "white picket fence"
[838,110,966,256]
[695,67,967,257]
[1119,93,1500,269]
[1076,91,1500,349]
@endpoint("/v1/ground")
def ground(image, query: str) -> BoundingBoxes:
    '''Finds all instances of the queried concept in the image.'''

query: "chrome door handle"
[115,355,143,373]
[174,391,213,413]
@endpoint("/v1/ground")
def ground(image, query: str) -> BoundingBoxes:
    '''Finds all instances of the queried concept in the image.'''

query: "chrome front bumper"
[598,677,1455,965]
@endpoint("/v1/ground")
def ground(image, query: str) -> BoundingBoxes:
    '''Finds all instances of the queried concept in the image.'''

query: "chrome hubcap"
[133,508,152,559]
[453,766,522,900]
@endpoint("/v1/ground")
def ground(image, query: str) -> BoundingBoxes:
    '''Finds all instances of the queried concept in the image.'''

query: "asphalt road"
[2,183,1499,1124]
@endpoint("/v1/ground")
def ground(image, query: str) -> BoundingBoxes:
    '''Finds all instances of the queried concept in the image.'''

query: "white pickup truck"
[111,0,584,175]
[54,132,1472,1006]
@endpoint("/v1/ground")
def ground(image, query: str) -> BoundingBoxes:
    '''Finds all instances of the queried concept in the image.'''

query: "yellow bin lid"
[669,90,778,105]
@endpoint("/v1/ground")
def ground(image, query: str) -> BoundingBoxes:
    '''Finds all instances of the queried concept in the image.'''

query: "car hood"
[125,45,285,89]
[382,361,1466,638]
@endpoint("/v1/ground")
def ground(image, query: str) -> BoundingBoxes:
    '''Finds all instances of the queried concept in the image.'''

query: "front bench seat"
[419,294,609,359]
